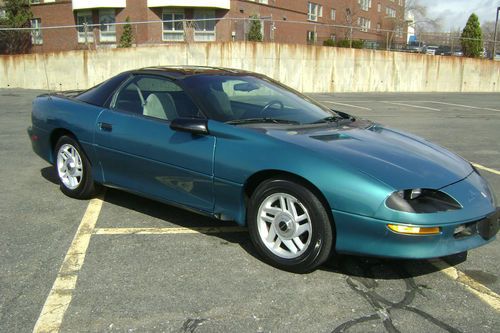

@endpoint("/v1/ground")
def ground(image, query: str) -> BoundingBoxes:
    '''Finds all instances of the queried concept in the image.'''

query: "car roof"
[133,66,258,80]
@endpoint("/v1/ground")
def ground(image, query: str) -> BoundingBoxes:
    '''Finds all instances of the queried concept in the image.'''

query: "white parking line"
[432,259,500,312]
[33,193,105,333]
[425,101,500,112]
[382,101,441,111]
[93,226,247,235]
[323,101,372,111]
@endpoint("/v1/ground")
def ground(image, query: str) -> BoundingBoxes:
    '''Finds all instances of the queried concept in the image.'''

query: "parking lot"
[1,89,499,333]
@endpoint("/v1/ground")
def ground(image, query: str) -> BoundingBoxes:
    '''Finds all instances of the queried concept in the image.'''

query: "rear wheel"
[54,136,98,199]
[248,178,333,273]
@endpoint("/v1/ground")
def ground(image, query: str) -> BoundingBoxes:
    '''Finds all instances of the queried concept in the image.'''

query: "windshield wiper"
[311,116,343,124]
[226,118,300,125]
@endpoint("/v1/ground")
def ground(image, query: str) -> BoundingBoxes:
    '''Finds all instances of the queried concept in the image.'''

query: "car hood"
[257,120,473,190]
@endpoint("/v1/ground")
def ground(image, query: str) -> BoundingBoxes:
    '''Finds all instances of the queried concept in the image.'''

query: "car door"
[94,74,215,212]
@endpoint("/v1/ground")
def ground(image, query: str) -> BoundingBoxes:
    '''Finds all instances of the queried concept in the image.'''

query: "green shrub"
[247,15,263,42]
[460,13,483,58]
[351,40,364,49]
[323,39,336,47]
[330,39,364,49]
[118,17,133,48]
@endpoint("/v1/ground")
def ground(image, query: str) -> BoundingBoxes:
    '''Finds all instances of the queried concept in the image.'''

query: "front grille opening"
[454,221,478,239]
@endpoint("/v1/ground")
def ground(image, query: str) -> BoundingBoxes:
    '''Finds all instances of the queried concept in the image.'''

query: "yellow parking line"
[471,162,500,176]
[93,226,247,235]
[432,259,500,312]
[33,193,105,333]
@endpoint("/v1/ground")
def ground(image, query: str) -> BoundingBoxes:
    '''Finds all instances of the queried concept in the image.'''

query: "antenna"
[42,53,52,100]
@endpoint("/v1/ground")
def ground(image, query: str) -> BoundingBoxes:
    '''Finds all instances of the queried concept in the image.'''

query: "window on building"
[29,0,40,4]
[358,17,371,32]
[376,23,381,32]
[30,18,43,45]
[377,3,381,12]
[162,9,185,42]
[194,9,216,42]
[359,0,372,11]
[386,7,396,18]
[307,2,320,21]
[0,9,6,19]
[398,0,403,5]
[99,9,116,42]
[307,30,317,43]
[330,8,336,20]
[396,26,403,38]
[76,10,94,43]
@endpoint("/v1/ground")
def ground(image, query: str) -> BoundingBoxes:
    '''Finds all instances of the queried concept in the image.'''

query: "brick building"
[25,0,407,52]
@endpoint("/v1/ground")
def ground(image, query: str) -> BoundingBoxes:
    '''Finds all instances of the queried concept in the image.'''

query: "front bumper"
[333,208,499,259]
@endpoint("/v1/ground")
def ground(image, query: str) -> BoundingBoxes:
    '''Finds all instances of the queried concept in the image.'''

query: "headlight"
[386,189,461,213]
[471,164,497,206]
[478,174,497,206]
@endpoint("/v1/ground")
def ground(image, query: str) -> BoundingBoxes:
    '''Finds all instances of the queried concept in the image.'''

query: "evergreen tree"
[460,13,483,58]
[247,15,263,42]
[1,0,33,54]
[118,16,133,48]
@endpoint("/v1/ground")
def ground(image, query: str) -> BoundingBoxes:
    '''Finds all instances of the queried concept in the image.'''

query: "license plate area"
[477,209,500,240]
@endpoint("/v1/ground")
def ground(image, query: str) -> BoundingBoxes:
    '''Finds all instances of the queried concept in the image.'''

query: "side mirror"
[170,117,209,135]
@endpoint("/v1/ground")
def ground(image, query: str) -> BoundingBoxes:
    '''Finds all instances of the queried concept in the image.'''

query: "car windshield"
[181,74,337,124]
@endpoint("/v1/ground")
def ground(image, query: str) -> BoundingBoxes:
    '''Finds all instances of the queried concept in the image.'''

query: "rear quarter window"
[76,72,131,107]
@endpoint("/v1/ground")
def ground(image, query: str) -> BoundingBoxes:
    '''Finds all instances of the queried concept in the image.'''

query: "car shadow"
[99,186,467,280]
[41,166,59,185]
[102,187,251,246]
[41,169,466,281]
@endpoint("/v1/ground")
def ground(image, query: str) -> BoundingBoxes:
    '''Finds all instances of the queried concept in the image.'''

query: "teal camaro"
[28,67,499,273]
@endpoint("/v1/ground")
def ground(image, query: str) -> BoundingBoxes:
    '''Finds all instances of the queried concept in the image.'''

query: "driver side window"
[113,76,202,121]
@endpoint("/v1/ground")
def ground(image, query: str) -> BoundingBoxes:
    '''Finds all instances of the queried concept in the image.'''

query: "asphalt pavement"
[1,89,499,333]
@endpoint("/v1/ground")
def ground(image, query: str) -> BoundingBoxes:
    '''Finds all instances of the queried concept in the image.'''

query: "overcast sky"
[416,0,498,30]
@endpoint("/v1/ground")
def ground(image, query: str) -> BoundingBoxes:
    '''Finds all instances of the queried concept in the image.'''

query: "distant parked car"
[28,66,499,272]
[424,46,439,55]
[436,46,452,56]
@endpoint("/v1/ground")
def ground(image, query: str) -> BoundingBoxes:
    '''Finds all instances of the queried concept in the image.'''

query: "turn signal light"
[387,224,440,235]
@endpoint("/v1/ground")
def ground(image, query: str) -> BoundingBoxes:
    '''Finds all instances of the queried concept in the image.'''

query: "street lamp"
[492,7,500,60]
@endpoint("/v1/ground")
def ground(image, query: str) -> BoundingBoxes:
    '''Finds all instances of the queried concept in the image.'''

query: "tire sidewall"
[54,136,94,199]
[248,179,333,273]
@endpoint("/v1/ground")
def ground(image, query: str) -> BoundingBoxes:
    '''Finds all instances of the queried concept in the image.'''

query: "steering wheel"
[260,100,284,115]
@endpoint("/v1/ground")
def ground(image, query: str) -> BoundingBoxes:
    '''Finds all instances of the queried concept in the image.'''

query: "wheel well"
[50,129,76,150]
[243,170,335,225]
[49,129,77,163]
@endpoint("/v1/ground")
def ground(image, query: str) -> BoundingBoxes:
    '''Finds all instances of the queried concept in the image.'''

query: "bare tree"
[405,0,442,39]
[482,21,496,54]
[343,6,359,48]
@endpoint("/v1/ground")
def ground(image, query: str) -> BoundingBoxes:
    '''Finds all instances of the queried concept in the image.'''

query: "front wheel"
[248,179,333,273]
[54,136,98,199]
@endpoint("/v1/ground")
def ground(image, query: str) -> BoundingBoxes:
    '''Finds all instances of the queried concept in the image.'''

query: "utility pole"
[493,7,500,60]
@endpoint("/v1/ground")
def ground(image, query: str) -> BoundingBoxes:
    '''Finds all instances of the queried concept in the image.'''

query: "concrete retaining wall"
[1,42,499,92]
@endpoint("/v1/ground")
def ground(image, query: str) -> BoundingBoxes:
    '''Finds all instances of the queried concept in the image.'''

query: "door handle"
[98,122,113,132]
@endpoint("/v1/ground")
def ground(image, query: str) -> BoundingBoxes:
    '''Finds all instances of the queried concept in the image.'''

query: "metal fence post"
[493,7,499,60]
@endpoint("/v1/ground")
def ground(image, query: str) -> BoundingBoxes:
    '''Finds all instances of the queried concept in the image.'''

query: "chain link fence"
[1,17,498,58]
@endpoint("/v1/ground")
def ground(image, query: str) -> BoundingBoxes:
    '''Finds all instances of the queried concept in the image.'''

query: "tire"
[54,135,98,199]
[247,178,333,273]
